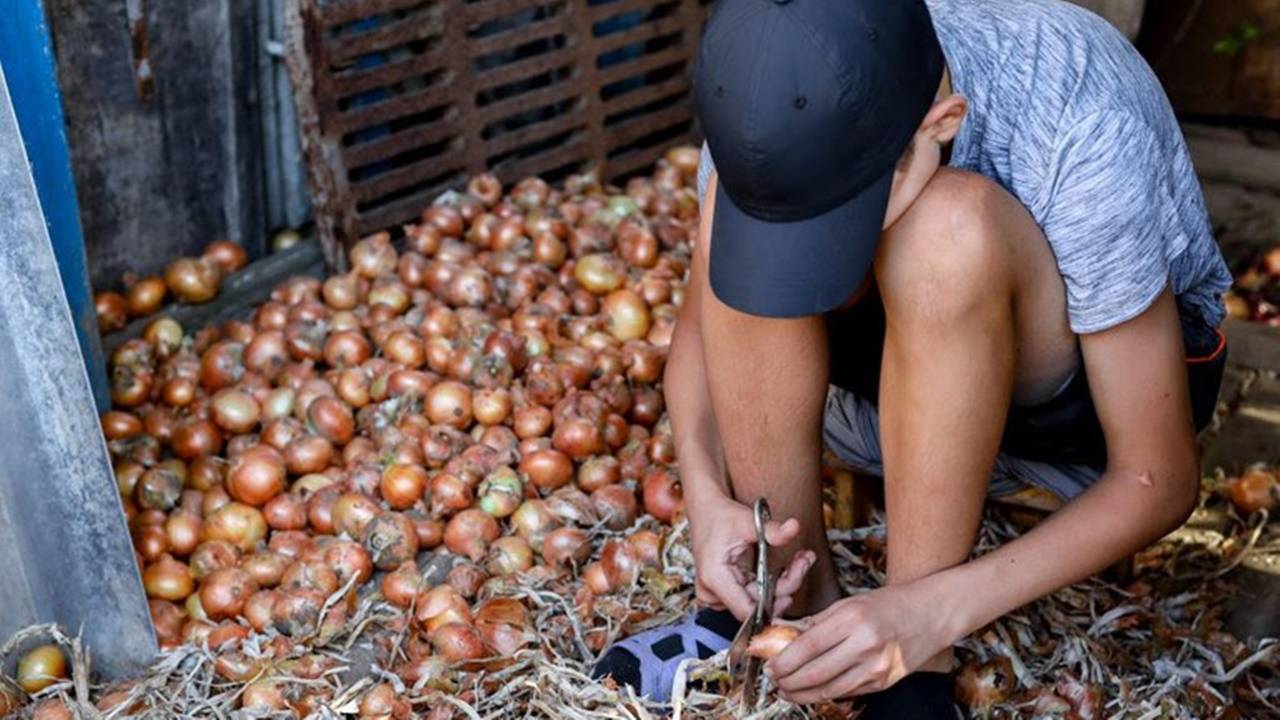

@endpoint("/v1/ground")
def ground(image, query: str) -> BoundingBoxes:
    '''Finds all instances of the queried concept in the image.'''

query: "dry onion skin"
[745,624,799,660]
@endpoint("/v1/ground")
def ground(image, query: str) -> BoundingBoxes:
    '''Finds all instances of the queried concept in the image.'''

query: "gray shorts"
[822,386,1101,501]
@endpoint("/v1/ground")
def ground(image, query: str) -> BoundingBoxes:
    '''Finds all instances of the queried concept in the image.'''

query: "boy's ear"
[920,95,968,144]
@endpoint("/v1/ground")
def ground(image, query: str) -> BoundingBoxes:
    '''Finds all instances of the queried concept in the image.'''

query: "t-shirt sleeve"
[696,141,715,206]
[1037,111,1188,334]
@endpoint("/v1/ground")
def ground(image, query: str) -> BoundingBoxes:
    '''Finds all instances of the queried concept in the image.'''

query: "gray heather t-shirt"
[697,0,1231,334]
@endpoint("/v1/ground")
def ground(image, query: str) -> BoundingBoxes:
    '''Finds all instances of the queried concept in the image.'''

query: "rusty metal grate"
[284,0,712,267]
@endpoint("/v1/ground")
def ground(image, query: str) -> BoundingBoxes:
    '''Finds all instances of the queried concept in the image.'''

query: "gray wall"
[46,0,266,290]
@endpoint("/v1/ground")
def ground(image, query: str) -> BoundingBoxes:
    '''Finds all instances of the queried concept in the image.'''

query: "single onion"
[426,381,473,429]
[203,240,248,274]
[446,563,488,598]
[591,484,638,531]
[601,289,650,342]
[263,492,308,531]
[746,625,800,660]
[600,538,640,590]
[573,254,626,295]
[143,554,194,601]
[190,540,240,580]
[271,588,326,637]
[95,291,129,332]
[513,405,553,438]
[199,566,258,620]
[546,486,599,526]
[642,466,682,524]
[410,513,445,549]
[485,535,534,576]
[16,644,68,694]
[444,508,500,561]
[165,257,222,304]
[415,584,471,634]
[541,527,591,567]
[349,232,398,279]
[241,550,291,588]
[956,657,1017,709]
[1228,466,1278,515]
[306,396,354,445]
[126,275,168,317]
[211,389,261,434]
[331,492,380,540]
[577,455,621,492]
[143,317,184,357]
[281,559,339,595]
[582,561,611,595]
[510,499,560,551]
[380,561,423,608]
[325,539,374,586]
[363,512,420,570]
[432,622,486,662]
[203,502,268,552]
[165,512,202,556]
[474,597,531,656]
[477,467,524,518]
[628,529,663,569]
[430,472,474,516]
[380,463,428,510]
[228,444,286,506]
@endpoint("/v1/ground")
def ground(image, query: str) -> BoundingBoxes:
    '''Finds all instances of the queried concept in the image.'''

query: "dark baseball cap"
[694,0,944,317]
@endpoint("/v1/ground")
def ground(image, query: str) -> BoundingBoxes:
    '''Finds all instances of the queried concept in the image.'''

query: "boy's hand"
[687,491,816,620]
[766,581,952,703]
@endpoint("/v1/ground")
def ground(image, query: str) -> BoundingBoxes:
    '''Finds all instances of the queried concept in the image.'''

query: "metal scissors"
[726,498,776,709]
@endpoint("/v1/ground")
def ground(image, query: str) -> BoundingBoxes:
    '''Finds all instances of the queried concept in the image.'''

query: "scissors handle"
[752,498,774,627]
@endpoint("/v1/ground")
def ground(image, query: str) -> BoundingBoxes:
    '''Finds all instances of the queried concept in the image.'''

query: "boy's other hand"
[688,492,816,620]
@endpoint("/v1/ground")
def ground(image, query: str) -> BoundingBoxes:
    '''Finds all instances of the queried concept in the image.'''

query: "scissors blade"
[742,655,763,706]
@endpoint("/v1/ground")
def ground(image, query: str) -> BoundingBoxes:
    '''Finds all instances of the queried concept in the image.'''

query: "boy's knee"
[877,169,1021,323]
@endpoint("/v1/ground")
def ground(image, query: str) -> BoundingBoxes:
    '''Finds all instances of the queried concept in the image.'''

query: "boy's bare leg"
[874,169,1076,671]
[700,295,842,614]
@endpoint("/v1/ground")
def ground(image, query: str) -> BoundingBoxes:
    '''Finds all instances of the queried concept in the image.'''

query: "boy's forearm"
[931,467,1196,644]
[664,322,730,506]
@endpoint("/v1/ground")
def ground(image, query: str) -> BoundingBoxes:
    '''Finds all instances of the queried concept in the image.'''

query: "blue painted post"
[0,0,110,409]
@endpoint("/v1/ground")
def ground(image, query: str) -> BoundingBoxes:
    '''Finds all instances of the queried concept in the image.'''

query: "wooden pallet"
[284,0,712,268]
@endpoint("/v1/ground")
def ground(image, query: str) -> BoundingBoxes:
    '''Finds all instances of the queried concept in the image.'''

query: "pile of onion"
[91,148,705,711]
[93,239,251,333]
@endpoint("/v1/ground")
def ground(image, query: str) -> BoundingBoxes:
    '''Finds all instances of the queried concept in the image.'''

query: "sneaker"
[857,671,961,719]
[591,608,740,703]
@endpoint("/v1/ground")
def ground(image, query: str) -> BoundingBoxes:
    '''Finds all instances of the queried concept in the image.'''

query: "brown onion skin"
[203,240,248,274]
[203,502,268,552]
[432,622,486,662]
[592,484,638,531]
[263,492,308,531]
[200,566,258,620]
[444,508,501,561]
[642,466,682,524]
[143,554,194,601]
[541,526,591,567]
[96,291,130,331]
[362,512,420,570]
[446,563,489,599]
[380,463,428,510]
[380,561,422,608]
[227,444,287,506]
[166,257,222,304]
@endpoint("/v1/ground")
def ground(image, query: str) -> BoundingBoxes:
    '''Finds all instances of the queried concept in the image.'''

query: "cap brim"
[709,170,892,318]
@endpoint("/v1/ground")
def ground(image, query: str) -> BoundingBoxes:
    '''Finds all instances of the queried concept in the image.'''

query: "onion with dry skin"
[444,508,500,561]
[165,257,222,304]
[745,624,800,660]
[17,644,68,693]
